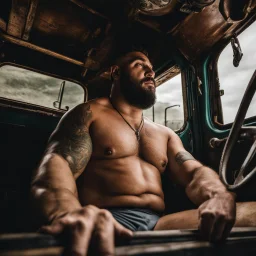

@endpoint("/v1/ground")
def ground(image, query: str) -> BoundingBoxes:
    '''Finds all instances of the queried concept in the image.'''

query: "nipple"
[161,160,167,168]
[104,147,113,155]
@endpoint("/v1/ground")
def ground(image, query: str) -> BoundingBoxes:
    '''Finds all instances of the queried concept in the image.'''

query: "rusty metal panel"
[23,0,39,40]
[7,0,30,38]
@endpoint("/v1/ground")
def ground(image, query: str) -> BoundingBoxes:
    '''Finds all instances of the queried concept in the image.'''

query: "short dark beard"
[120,73,156,109]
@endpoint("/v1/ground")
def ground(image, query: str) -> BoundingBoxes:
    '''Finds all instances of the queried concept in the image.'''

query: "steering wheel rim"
[219,70,256,191]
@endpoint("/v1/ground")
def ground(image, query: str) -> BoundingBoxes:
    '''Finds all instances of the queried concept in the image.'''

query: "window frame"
[208,38,256,129]
[0,62,87,116]
[145,70,188,133]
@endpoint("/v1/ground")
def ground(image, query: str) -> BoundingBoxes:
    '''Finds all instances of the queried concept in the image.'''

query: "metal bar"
[0,18,7,31]
[22,0,38,40]
[152,105,155,122]
[7,0,30,38]
[116,236,256,255]
[69,0,108,20]
[1,227,256,250]
[0,32,100,70]
[164,104,180,126]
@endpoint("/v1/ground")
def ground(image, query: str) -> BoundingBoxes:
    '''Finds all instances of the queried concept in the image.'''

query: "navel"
[104,147,113,156]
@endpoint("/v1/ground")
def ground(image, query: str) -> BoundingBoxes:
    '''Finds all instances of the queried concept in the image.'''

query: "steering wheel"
[219,70,256,191]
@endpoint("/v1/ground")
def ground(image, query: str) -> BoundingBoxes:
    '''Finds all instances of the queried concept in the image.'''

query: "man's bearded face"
[119,68,156,109]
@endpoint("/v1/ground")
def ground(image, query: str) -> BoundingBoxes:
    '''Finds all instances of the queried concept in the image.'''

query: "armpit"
[175,151,195,165]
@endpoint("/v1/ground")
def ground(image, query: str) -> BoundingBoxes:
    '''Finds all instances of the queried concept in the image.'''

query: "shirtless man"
[31,50,237,255]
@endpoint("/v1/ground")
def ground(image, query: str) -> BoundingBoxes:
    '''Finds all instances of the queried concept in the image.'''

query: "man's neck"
[109,92,143,120]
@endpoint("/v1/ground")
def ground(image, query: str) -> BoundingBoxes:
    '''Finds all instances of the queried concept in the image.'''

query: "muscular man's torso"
[77,98,171,213]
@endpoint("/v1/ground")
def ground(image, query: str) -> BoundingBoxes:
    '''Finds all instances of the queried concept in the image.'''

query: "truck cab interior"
[0,0,256,255]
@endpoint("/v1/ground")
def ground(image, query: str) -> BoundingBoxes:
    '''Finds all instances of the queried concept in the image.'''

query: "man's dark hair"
[112,46,149,67]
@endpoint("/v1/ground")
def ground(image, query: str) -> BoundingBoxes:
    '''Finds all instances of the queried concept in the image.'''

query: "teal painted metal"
[202,57,231,138]
[201,56,256,138]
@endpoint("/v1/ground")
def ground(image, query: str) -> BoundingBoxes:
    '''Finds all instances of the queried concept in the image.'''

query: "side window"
[218,22,256,124]
[144,74,184,131]
[0,65,85,111]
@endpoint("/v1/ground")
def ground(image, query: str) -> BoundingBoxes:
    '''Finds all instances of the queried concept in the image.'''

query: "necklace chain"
[109,98,144,141]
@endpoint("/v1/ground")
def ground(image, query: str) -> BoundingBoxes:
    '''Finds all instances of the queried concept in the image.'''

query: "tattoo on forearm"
[52,105,93,174]
[175,151,195,165]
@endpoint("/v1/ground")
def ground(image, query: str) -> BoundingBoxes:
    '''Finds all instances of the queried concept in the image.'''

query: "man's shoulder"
[68,97,110,115]
[86,97,111,110]
[144,117,177,138]
[57,98,109,127]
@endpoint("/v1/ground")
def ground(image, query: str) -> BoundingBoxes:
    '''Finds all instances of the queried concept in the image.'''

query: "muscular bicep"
[48,103,93,178]
[166,131,202,187]
[33,103,93,193]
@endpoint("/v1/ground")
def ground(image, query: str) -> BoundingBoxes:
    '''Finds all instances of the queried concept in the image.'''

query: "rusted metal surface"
[69,0,108,19]
[0,0,256,83]
[219,0,253,23]
[0,247,63,256]
[7,0,30,38]
[137,0,177,16]
[170,0,230,62]
[1,228,256,256]
[0,18,6,32]
[0,97,64,118]
[155,65,181,86]
[22,0,38,40]
[0,32,100,71]
[179,0,216,13]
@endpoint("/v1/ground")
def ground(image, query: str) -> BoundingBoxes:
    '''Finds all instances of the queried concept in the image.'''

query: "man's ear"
[111,65,120,81]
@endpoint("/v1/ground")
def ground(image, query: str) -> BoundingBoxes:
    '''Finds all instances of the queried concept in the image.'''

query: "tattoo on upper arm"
[175,151,195,165]
[51,104,93,174]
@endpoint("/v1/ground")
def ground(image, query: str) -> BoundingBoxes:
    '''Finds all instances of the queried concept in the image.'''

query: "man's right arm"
[31,103,132,255]
[31,103,93,223]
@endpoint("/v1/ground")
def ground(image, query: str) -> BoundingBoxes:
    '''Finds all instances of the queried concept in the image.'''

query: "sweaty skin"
[77,99,167,212]
[31,51,238,256]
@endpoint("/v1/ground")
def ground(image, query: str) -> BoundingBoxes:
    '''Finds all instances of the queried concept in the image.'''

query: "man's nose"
[145,66,155,78]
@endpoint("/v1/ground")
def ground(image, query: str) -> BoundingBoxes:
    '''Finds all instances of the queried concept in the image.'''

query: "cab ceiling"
[0,0,256,85]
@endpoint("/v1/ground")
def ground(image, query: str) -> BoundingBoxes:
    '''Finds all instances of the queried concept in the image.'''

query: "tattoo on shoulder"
[175,151,195,165]
[52,104,93,174]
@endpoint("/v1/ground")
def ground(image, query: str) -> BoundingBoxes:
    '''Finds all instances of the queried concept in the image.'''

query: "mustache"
[141,77,156,86]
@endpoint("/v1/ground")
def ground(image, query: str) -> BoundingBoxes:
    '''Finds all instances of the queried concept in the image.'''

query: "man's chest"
[89,118,168,172]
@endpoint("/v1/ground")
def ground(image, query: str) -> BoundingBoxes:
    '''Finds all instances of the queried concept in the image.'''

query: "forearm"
[185,166,235,205]
[31,186,82,223]
[31,154,82,223]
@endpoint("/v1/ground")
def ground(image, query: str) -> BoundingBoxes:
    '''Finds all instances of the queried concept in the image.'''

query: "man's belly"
[76,157,165,213]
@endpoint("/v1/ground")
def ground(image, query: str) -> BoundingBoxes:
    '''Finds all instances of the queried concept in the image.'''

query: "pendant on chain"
[135,131,140,141]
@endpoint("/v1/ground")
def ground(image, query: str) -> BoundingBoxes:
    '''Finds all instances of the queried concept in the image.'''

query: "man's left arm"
[166,130,236,242]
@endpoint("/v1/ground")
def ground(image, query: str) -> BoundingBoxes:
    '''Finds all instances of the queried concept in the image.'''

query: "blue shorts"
[107,208,161,231]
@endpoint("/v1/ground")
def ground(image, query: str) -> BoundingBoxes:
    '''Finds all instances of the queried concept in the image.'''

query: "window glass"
[218,22,256,124]
[0,65,84,110]
[144,74,184,131]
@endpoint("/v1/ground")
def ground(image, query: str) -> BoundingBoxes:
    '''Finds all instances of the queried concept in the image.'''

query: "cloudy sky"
[143,74,183,130]
[218,22,256,124]
[0,66,84,110]
[0,21,255,128]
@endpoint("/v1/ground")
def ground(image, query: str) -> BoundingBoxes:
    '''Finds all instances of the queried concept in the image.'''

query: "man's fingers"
[39,207,131,255]
[221,221,234,241]
[199,213,215,241]
[39,223,65,235]
[63,218,94,256]
[209,216,226,242]
[113,218,133,238]
[64,209,98,256]
[92,210,115,256]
